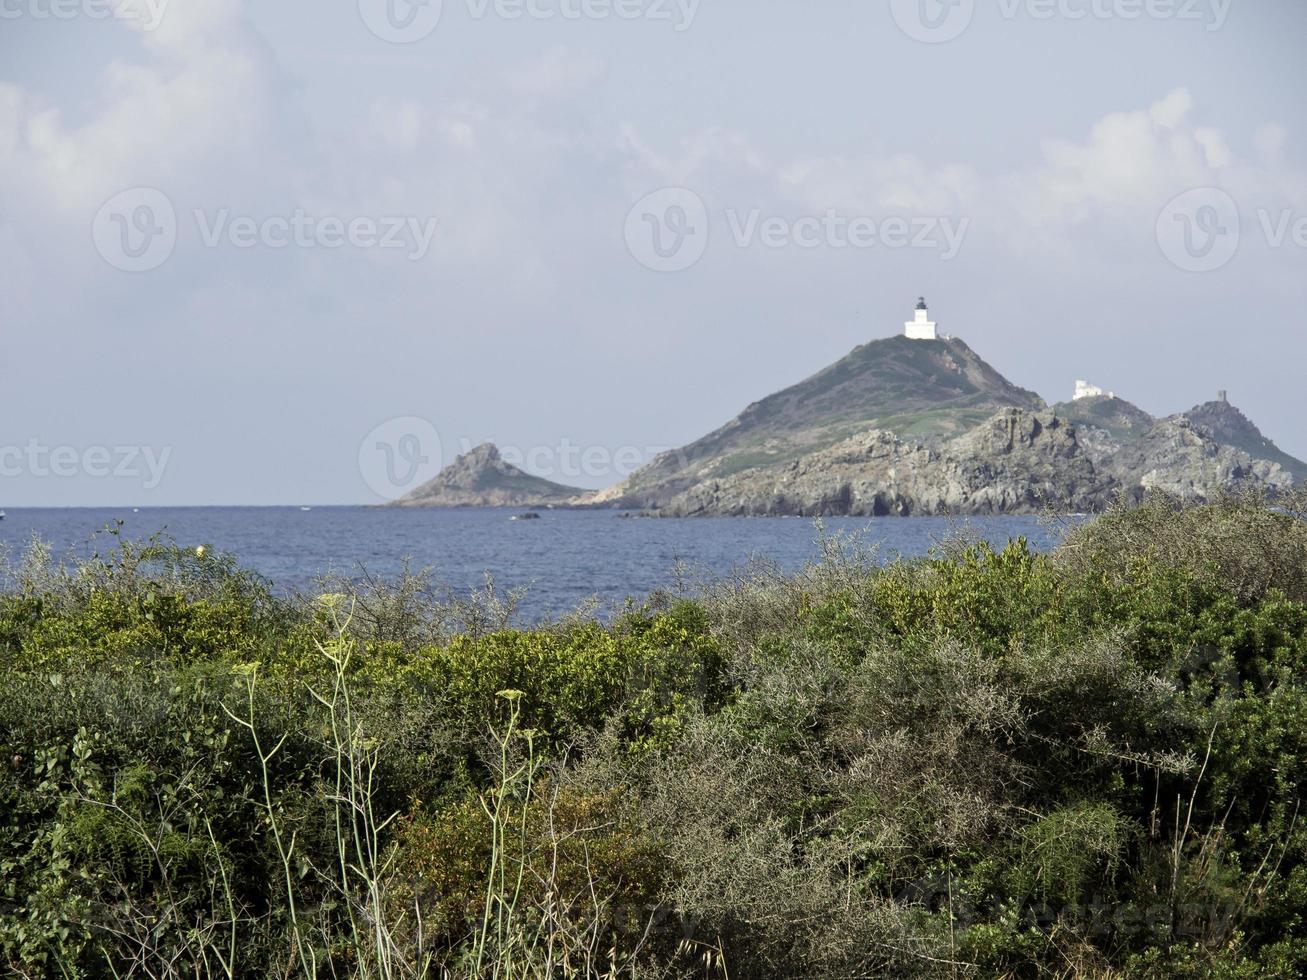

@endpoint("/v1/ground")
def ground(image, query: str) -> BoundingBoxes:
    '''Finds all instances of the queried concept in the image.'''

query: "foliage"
[2,496,1307,977]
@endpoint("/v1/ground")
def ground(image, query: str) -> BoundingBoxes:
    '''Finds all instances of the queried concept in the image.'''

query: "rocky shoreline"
[633,405,1291,518]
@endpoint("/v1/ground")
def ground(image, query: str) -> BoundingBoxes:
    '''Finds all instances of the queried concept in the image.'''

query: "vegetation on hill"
[4,492,1307,977]
[1051,394,1156,451]
[1054,394,1307,487]
[599,337,1303,515]
[604,336,1046,507]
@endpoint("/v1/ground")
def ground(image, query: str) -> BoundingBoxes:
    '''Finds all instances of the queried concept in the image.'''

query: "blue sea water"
[0,507,1073,621]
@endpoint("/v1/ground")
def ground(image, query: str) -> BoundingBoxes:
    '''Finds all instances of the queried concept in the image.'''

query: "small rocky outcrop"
[392,443,590,508]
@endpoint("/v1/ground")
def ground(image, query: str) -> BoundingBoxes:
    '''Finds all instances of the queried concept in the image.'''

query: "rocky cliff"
[1050,394,1155,464]
[598,335,1045,508]
[602,341,1302,516]
[651,406,1293,518]
[1104,415,1292,500]
[1181,399,1307,483]
[656,410,1105,517]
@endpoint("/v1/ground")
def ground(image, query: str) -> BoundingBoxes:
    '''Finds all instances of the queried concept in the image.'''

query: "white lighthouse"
[904,297,937,340]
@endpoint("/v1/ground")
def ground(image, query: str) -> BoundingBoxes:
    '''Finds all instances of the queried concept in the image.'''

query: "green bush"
[2,500,1306,977]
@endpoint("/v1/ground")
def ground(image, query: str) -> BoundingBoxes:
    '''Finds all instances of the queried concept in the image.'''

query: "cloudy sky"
[1,0,1304,505]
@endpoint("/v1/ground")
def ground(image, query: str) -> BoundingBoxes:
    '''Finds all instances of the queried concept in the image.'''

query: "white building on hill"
[1074,380,1114,401]
[905,297,937,340]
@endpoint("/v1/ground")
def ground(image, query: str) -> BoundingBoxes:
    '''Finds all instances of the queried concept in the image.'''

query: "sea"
[0,507,1074,622]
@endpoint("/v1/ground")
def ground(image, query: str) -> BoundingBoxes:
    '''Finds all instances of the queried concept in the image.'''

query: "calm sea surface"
[0,508,1072,621]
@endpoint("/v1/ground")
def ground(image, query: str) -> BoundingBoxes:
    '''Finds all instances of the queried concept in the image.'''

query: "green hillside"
[615,335,1045,504]
[1052,394,1156,446]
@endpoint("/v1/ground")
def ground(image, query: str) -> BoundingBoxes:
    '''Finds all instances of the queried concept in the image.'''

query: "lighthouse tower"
[904,297,937,340]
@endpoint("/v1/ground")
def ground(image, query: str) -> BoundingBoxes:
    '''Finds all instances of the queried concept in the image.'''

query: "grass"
[2,490,1307,977]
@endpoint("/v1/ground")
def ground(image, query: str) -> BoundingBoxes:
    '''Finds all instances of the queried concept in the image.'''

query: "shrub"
[3,501,1307,977]
[1056,488,1307,605]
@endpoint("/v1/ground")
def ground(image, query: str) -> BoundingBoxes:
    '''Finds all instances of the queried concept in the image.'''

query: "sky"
[1,0,1304,506]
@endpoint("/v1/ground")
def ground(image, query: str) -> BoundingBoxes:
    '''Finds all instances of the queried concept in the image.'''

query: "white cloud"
[438,115,478,150]
[0,0,292,219]
[1149,87,1193,129]
[371,98,424,150]
[0,13,1300,342]
[595,87,1305,281]
[1254,123,1289,167]
[507,47,607,101]
[2,11,1299,291]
